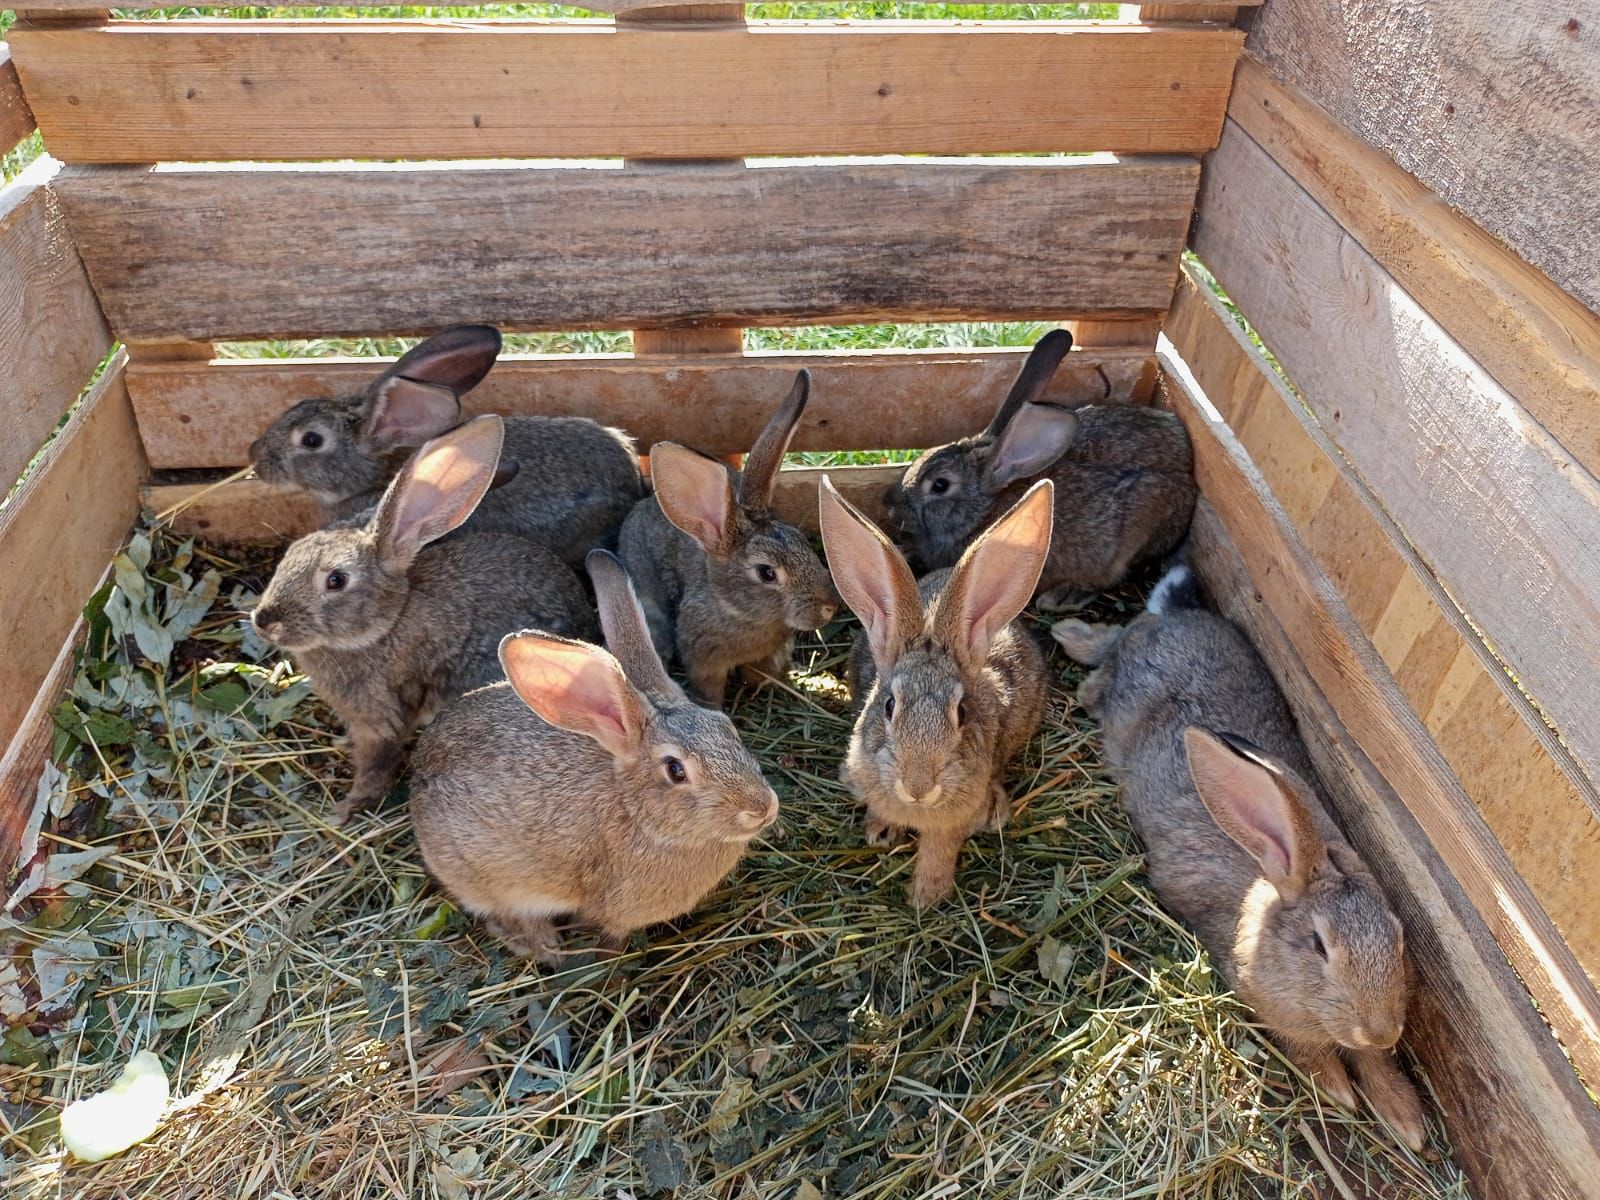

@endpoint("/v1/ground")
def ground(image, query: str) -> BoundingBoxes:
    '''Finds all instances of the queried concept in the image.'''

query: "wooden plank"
[1193,117,1600,799]
[1138,5,1236,21]
[0,612,86,871]
[144,460,894,544]
[0,354,142,759]
[57,157,1197,342]
[1227,55,1600,486]
[1164,267,1600,986]
[128,347,1150,470]
[1244,0,1600,315]
[0,44,37,156]
[13,0,1262,9]
[9,21,1242,162]
[1190,503,1600,1200]
[0,157,113,492]
[1156,349,1600,1102]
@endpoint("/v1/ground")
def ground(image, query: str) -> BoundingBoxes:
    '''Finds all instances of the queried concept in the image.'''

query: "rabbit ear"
[933,478,1053,666]
[500,631,647,759]
[739,370,809,509]
[365,377,462,451]
[982,329,1073,439]
[387,324,503,394]
[817,475,922,671]
[986,402,1080,490]
[652,442,737,555]
[372,415,504,572]
[587,549,681,700]
[1184,727,1328,902]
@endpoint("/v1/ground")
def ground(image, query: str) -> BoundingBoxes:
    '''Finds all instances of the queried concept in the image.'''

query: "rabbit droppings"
[409,550,780,964]
[619,370,840,706]
[248,325,642,564]
[251,416,598,824]
[820,475,1054,909]
[1051,565,1426,1150]
[883,330,1196,609]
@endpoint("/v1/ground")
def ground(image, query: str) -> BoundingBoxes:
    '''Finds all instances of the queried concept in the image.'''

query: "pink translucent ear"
[817,474,922,671]
[651,442,736,554]
[373,415,503,570]
[935,478,1054,665]
[501,632,645,758]
[987,402,1079,490]
[365,377,462,451]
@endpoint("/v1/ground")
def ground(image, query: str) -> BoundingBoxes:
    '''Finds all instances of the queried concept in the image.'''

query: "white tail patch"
[1146,563,1193,615]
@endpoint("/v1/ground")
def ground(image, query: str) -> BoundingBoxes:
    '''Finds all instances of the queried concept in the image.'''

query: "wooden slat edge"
[1227,55,1600,486]
[1164,267,1600,983]
[128,347,1152,470]
[0,43,37,155]
[7,1,1262,10]
[1155,349,1600,1098]
[1190,502,1600,1200]
[0,609,87,869]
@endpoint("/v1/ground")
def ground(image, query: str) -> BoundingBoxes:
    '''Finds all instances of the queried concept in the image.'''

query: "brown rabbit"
[251,416,597,824]
[1052,565,1427,1150]
[820,475,1053,909]
[883,330,1195,608]
[248,325,642,562]
[409,549,780,963]
[618,371,839,705]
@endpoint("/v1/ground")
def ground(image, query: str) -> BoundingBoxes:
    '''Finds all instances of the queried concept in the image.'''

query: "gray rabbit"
[248,325,642,563]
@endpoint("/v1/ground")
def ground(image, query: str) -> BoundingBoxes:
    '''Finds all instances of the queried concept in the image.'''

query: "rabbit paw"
[1349,1050,1428,1152]
[864,816,908,848]
[909,867,955,910]
[985,782,1011,832]
[1038,585,1093,614]
[486,915,563,967]
[332,786,384,827]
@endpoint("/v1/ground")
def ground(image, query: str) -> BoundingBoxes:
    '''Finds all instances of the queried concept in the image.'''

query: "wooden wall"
[1161,10,1600,1196]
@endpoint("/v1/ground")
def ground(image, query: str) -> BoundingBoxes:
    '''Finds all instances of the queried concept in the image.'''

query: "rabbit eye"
[928,477,951,496]
[663,756,688,785]
[884,694,896,720]
[756,563,778,585]
[325,570,348,592]
[1310,931,1328,960]
[299,430,325,450]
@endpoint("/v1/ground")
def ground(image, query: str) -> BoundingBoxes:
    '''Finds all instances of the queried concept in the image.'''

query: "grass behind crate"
[0,526,1466,1198]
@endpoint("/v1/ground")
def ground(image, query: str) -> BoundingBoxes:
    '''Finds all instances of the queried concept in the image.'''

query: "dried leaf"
[637,1116,690,1193]
[1036,935,1076,988]
[33,935,101,1013]
[793,1182,825,1200]
[525,998,572,1071]
[419,1038,494,1103]
[707,1075,755,1135]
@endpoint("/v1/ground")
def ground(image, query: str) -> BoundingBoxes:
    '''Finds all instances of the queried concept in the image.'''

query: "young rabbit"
[618,371,839,705]
[1052,566,1426,1150]
[883,330,1196,608]
[248,325,642,563]
[820,474,1053,909]
[409,549,780,963]
[250,415,598,824]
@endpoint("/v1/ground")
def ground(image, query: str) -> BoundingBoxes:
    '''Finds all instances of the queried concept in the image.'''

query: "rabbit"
[408,549,780,963]
[882,329,1196,609]
[819,473,1054,909]
[250,415,599,825]
[618,370,840,706]
[1051,563,1427,1151]
[248,324,643,563]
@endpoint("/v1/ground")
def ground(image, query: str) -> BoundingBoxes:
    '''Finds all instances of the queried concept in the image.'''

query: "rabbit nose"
[1354,1020,1403,1050]
[252,605,282,635]
[247,435,265,461]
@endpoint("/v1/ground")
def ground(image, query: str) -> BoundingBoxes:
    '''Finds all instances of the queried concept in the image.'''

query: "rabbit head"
[248,325,502,509]
[652,371,839,633]
[251,415,505,653]
[884,330,1077,571]
[822,475,1053,819]
[499,549,780,846]
[1186,727,1410,1052]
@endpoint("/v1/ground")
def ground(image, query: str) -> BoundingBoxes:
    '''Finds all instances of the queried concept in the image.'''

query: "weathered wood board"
[0,43,35,156]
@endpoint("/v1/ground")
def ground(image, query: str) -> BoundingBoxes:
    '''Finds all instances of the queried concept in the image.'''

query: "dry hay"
[1,524,1468,1199]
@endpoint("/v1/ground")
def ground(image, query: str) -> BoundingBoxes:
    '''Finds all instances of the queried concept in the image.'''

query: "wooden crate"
[2,3,1597,1196]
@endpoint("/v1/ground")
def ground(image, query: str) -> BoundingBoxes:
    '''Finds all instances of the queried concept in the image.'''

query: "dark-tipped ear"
[652,442,737,555]
[372,415,504,572]
[500,630,646,759]
[982,328,1073,439]
[817,474,923,672]
[987,402,1079,490]
[933,478,1054,666]
[1184,727,1327,902]
[738,370,809,510]
[586,549,680,700]
[365,377,462,452]
[387,325,503,394]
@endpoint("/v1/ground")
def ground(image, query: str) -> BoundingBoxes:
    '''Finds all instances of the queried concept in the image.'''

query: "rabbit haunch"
[821,474,1053,909]
[248,325,642,564]
[410,550,779,963]
[251,415,597,825]
[883,330,1195,607]
[1051,566,1427,1151]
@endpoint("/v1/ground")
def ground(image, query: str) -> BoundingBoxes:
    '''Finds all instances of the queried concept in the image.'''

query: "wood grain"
[0,354,143,759]
[1244,0,1600,315]
[0,611,86,871]
[1227,55,1600,485]
[9,21,1242,162]
[1191,503,1600,1200]
[1193,118,1600,799]
[0,43,36,155]
[0,157,113,492]
[14,0,1262,9]
[1157,352,1600,1099]
[56,157,1197,342]
[128,347,1150,470]
[144,461,895,543]
[1164,268,1600,985]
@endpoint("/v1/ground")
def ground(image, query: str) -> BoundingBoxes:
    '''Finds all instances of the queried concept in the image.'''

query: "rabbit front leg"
[1345,1047,1427,1151]
[337,724,404,824]
[1277,1036,1358,1110]
[909,827,966,909]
